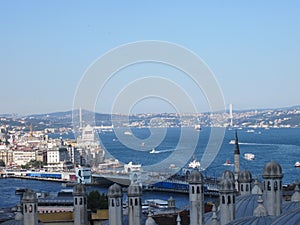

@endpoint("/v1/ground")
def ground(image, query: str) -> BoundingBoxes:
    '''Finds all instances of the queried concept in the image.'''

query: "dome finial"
[291,180,300,202]
[253,187,267,217]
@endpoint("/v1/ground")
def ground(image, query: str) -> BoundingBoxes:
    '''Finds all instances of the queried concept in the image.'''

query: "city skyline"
[1,1,300,114]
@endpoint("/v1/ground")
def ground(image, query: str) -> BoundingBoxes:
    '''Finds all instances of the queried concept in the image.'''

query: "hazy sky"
[1,1,299,115]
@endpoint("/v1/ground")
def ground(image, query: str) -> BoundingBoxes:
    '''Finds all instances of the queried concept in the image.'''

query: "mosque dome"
[238,170,252,183]
[145,214,157,225]
[108,183,122,198]
[22,189,37,203]
[73,183,86,196]
[127,183,142,197]
[271,207,300,225]
[221,170,235,181]
[188,169,203,184]
[220,177,235,192]
[262,161,283,179]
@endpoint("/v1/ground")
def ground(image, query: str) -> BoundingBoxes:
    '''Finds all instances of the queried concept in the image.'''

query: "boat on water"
[124,131,132,135]
[223,159,233,166]
[229,140,235,144]
[150,148,159,154]
[194,125,201,131]
[188,159,201,169]
[244,153,255,160]
[295,162,300,167]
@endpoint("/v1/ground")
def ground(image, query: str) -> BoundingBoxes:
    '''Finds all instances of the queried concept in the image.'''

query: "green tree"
[0,159,5,167]
[87,190,108,212]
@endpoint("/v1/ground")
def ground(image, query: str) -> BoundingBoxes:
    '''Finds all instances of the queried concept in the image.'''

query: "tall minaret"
[128,183,142,225]
[108,183,123,225]
[234,130,240,191]
[262,161,283,216]
[220,170,236,225]
[22,189,38,225]
[73,183,88,225]
[188,169,204,225]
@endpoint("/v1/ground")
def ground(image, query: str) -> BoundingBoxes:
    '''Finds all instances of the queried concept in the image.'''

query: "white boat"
[194,125,201,131]
[188,159,201,169]
[229,140,235,144]
[247,129,255,133]
[223,160,233,166]
[150,148,159,154]
[295,162,300,167]
[145,199,169,209]
[124,131,132,135]
[244,153,255,160]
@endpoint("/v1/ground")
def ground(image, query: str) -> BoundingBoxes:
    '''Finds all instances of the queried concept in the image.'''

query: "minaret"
[176,213,181,225]
[73,183,88,225]
[22,189,38,225]
[188,169,204,225]
[238,170,252,195]
[127,183,142,225]
[219,170,236,225]
[251,177,260,195]
[234,130,240,191]
[262,161,283,216]
[108,183,123,225]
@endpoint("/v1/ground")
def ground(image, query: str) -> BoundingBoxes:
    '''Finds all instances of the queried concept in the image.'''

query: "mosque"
[3,132,300,225]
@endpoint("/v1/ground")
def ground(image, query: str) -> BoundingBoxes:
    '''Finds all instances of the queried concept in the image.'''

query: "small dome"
[220,178,235,192]
[108,183,122,198]
[262,161,283,179]
[221,170,235,181]
[73,183,86,196]
[22,189,37,203]
[238,170,252,183]
[127,183,142,197]
[188,169,203,184]
[145,214,157,225]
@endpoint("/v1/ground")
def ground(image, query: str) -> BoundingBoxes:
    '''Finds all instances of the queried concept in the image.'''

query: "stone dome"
[108,183,122,198]
[22,189,37,203]
[188,169,204,184]
[238,170,252,183]
[262,161,283,179]
[127,183,142,197]
[221,170,235,181]
[220,177,235,192]
[145,214,157,225]
[73,183,86,196]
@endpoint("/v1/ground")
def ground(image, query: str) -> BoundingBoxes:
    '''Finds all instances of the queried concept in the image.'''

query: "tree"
[0,159,5,167]
[87,190,108,212]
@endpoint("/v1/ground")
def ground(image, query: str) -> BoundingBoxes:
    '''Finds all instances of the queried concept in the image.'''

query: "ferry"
[150,148,159,154]
[295,162,300,167]
[145,199,169,209]
[244,153,255,160]
[194,125,201,131]
[223,160,233,166]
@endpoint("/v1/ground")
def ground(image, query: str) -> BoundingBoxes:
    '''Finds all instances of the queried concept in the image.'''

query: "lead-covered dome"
[221,170,235,181]
[73,183,86,196]
[22,189,37,203]
[188,169,204,184]
[262,161,283,179]
[127,183,142,197]
[108,183,122,198]
[238,170,252,183]
[220,178,235,192]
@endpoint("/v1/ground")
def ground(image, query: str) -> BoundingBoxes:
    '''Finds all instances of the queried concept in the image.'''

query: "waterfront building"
[12,147,36,166]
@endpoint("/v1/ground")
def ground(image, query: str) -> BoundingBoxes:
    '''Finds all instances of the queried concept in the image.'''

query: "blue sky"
[1,1,300,114]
